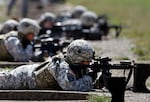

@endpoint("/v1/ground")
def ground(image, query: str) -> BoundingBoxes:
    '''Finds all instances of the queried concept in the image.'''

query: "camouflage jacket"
[0,64,39,89]
[48,56,93,91]
[0,56,93,91]
[3,31,34,61]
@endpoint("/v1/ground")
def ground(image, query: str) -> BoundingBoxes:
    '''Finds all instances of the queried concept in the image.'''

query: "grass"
[116,56,130,60]
[0,67,13,71]
[88,95,111,102]
[67,0,150,60]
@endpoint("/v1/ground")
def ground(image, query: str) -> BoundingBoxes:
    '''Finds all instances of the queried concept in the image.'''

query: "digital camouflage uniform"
[0,31,34,61]
[48,56,93,91]
[0,18,40,62]
[0,64,39,89]
[0,59,60,89]
[0,56,93,91]
[0,40,94,91]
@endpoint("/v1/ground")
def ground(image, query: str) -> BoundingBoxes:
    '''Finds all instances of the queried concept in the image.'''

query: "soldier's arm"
[4,37,34,61]
[49,61,93,92]
[60,73,93,92]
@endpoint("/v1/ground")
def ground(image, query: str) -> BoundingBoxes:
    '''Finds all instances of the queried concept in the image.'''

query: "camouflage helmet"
[81,11,98,26]
[71,5,87,18]
[17,18,40,35]
[0,19,19,34]
[65,39,94,64]
[39,12,56,25]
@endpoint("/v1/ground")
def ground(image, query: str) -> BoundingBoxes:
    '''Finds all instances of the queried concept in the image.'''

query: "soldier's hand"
[88,72,97,82]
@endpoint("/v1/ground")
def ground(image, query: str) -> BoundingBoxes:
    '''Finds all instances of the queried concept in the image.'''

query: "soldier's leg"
[7,0,16,16]
[0,72,13,89]
[21,0,29,17]
[40,0,49,5]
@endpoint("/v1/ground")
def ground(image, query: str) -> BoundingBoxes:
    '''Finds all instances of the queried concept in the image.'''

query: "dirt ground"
[124,91,150,102]
[89,38,136,60]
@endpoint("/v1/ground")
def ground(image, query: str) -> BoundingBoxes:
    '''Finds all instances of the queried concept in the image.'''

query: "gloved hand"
[93,75,104,89]
[88,71,97,82]
[25,45,34,55]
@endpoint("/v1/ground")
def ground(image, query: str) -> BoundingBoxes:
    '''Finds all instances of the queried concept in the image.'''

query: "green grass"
[88,95,111,102]
[67,0,150,60]
[0,67,13,71]
[116,56,130,60]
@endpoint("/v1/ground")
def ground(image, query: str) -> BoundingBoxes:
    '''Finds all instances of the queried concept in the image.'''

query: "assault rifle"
[97,14,125,38]
[60,16,125,40]
[34,35,70,58]
[57,19,101,40]
[89,57,135,102]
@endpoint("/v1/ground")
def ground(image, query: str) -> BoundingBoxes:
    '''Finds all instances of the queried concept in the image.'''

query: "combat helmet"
[17,18,40,35]
[81,11,98,27]
[0,19,19,34]
[65,39,94,64]
[71,5,87,18]
[39,12,56,26]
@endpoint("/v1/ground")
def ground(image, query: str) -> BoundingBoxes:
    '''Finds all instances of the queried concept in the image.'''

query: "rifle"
[34,35,70,58]
[97,14,127,38]
[88,57,135,102]
[61,17,124,40]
